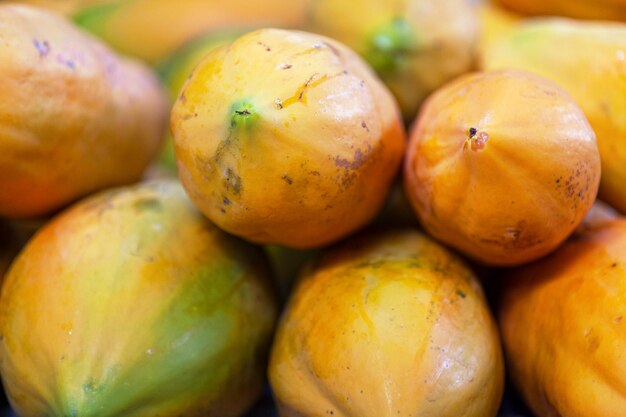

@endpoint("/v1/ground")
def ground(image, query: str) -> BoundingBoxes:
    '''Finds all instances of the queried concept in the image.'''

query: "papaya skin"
[0,180,277,417]
[404,69,601,266]
[0,4,167,219]
[481,19,626,213]
[495,0,626,22]
[305,0,479,120]
[171,29,406,249]
[269,229,504,417]
[476,1,522,57]
[74,0,310,63]
[500,219,626,417]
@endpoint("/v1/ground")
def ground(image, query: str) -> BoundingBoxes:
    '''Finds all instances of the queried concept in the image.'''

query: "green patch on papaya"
[229,99,259,129]
[364,18,418,75]
[72,0,127,34]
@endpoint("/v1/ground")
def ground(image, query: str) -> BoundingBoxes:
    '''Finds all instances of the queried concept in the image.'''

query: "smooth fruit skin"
[305,0,479,120]
[481,19,626,213]
[74,0,310,63]
[269,229,504,417]
[404,69,600,266]
[495,0,626,21]
[0,4,167,219]
[0,180,277,417]
[171,29,406,249]
[500,219,626,417]
[476,1,521,57]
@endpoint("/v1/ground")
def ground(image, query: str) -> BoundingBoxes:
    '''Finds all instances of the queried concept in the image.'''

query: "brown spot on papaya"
[361,121,370,132]
[224,168,242,195]
[456,290,466,298]
[335,148,366,169]
[257,41,271,52]
[281,174,293,185]
[223,197,231,205]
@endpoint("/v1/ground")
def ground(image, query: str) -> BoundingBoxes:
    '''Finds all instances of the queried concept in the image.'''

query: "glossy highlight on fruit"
[404,69,601,266]
[500,219,626,417]
[482,18,626,213]
[171,28,405,248]
[269,229,504,417]
[0,4,167,219]
[0,180,277,417]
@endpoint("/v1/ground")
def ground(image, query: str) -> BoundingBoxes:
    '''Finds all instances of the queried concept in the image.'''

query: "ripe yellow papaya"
[482,19,626,213]
[0,180,277,417]
[269,229,504,417]
[0,4,167,219]
[404,69,600,266]
[500,219,626,417]
[171,29,405,248]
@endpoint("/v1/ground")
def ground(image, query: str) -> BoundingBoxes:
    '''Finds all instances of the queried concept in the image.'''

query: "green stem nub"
[365,18,417,75]
[230,100,258,128]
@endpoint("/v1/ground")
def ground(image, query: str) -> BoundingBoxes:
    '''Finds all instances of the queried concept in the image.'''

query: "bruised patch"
[33,39,50,57]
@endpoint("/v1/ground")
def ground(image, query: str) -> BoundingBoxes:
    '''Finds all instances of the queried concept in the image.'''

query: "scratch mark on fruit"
[277,63,292,70]
[278,72,345,108]
[361,120,370,132]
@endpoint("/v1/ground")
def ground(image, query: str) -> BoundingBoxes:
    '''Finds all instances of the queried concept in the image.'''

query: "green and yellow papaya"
[0,180,277,417]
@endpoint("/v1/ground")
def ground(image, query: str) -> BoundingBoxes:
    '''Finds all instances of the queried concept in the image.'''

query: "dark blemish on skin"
[257,41,271,52]
[223,197,231,205]
[274,99,283,110]
[615,316,623,323]
[361,121,370,132]
[133,197,162,212]
[220,208,226,213]
[33,39,50,57]
[468,127,477,138]
[612,262,618,268]
[224,168,242,195]
[234,109,251,116]
[556,177,562,184]
[310,171,321,176]
[281,175,293,185]
[179,92,187,103]
[457,290,466,298]
[335,148,366,169]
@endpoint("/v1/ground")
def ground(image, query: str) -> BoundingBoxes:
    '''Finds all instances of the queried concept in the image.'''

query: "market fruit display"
[481,18,626,213]
[306,0,479,120]
[0,180,277,417]
[269,229,504,417]
[74,0,310,63]
[0,4,167,219]
[404,69,600,266]
[495,0,626,21]
[171,28,406,249]
[499,219,626,417]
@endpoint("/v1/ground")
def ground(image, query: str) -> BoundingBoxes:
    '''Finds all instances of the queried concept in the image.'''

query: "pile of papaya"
[0,0,625,416]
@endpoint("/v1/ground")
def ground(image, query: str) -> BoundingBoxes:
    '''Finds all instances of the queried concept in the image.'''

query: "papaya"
[499,219,626,417]
[481,19,626,213]
[269,229,504,417]
[404,69,600,266]
[0,180,277,417]
[156,29,243,171]
[171,29,405,248]
[0,4,167,219]
[305,0,479,120]
[73,0,310,63]
[495,0,626,21]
